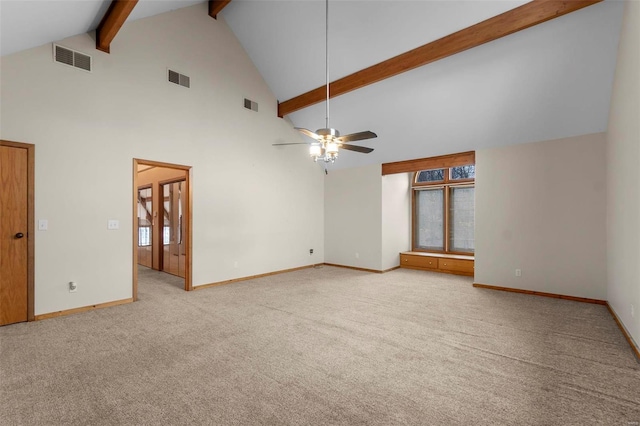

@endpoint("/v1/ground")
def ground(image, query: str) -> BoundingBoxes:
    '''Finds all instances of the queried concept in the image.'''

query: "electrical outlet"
[309,249,314,255]
[515,269,522,277]
[107,219,119,230]
[69,281,77,293]
[355,252,360,259]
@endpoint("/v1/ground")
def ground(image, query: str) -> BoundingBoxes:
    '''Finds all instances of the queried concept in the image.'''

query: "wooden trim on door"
[133,159,193,298]
[0,140,35,321]
[156,179,164,274]
[132,160,140,301]
[135,158,191,171]
[26,143,34,321]
[186,167,193,291]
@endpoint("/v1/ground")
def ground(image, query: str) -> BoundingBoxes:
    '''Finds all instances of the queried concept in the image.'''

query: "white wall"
[606,0,640,345]
[475,133,607,300]
[324,166,410,271]
[324,164,382,270]
[0,4,324,315]
[381,173,411,270]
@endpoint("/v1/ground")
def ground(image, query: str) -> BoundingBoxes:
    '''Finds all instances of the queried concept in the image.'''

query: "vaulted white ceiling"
[0,0,625,170]
[223,0,624,169]
[0,0,204,57]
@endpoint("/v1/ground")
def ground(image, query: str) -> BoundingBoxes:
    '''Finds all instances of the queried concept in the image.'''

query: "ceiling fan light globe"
[309,145,322,158]
[326,142,339,157]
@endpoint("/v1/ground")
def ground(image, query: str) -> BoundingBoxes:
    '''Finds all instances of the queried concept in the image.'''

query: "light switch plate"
[107,220,119,230]
[38,219,48,231]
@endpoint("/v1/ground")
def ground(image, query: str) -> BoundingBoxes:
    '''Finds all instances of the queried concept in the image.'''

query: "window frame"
[412,165,475,255]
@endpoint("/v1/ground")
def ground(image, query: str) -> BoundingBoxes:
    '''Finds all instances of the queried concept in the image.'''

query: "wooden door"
[161,180,185,278]
[0,145,29,325]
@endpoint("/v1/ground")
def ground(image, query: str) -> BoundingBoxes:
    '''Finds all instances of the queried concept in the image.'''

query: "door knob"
[15,233,24,239]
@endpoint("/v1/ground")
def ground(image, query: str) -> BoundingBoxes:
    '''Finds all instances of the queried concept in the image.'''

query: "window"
[416,169,445,183]
[415,188,444,250]
[450,165,475,180]
[413,164,475,254]
[138,226,151,247]
[449,186,474,252]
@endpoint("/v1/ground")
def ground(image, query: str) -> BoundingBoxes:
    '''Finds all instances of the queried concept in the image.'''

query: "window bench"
[400,252,474,277]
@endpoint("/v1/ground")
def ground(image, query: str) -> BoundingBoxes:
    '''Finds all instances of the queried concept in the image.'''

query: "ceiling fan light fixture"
[309,144,322,159]
[276,0,376,165]
[325,142,339,159]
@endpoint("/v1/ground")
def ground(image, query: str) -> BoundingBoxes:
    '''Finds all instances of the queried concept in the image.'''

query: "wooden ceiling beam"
[96,0,138,54]
[382,151,476,175]
[278,0,603,118]
[209,0,232,19]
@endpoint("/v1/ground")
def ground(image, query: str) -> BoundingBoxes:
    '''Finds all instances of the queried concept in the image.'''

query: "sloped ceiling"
[0,0,203,57]
[223,0,624,170]
[0,0,625,170]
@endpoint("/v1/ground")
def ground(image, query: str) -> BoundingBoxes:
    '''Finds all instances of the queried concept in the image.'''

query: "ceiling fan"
[273,0,377,164]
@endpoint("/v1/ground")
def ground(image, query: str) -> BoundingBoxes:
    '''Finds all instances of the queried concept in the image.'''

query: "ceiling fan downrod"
[273,0,378,162]
[325,0,330,131]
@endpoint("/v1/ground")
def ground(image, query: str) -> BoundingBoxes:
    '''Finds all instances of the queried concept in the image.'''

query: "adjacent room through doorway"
[133,159,192,299]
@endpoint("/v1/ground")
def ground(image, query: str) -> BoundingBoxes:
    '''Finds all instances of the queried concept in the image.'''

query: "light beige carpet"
[1,266,639,425]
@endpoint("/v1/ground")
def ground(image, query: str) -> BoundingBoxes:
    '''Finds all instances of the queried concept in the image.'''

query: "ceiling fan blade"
[272,142,310,146]
[295,127,321,140]
[337,131,377,143]
[340,144,374,154]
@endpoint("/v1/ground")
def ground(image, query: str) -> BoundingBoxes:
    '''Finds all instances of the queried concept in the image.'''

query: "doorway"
[0,140,35,325]
[133,159,192,300]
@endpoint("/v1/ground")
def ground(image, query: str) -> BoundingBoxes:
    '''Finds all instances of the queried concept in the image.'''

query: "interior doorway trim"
[133,159,193,300]
[1,140,35,321]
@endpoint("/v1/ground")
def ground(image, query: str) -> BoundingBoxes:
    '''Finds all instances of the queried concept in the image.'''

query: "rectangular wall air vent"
[244,98,258,112]
[168,69,190,88]
[53,44,92,72]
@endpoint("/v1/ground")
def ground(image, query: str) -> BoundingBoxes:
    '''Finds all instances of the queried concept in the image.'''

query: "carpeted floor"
[1,266,639,425]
